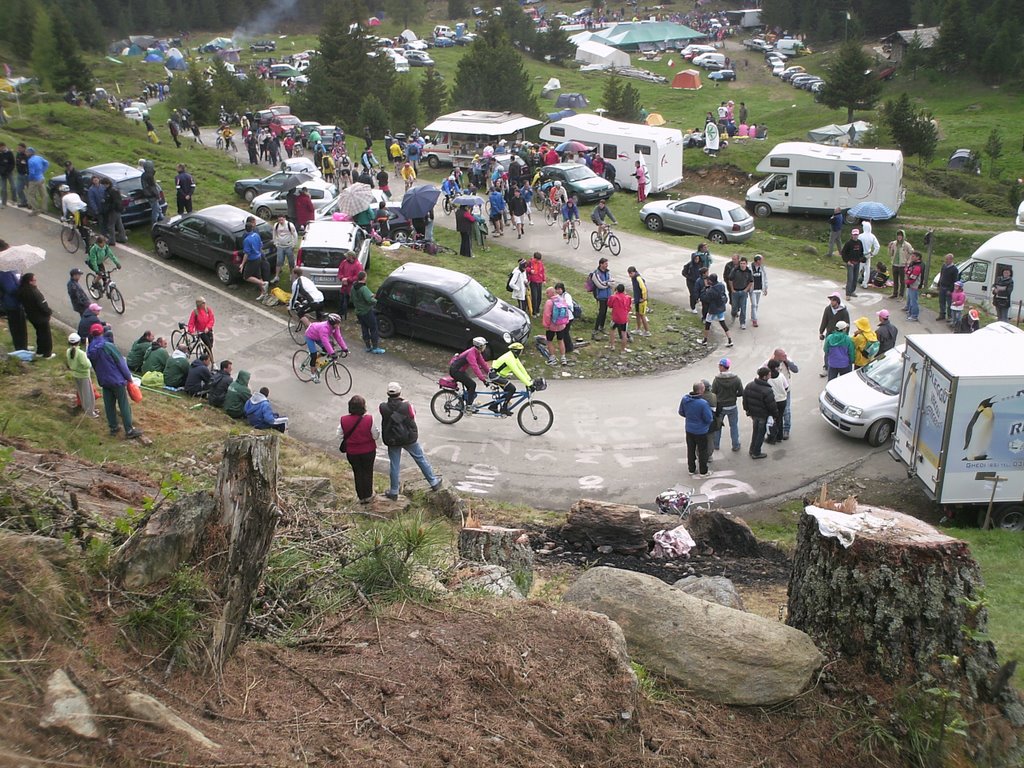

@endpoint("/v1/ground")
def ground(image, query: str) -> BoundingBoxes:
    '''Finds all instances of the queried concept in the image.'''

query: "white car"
[819,345,904,446]
[123,107,146,122]
[317,189,389,221]
[1016,199,1024,230]
[384,49,410,72]
[280,157,323,178]
[249,178,338,221]
[405,39,429,51]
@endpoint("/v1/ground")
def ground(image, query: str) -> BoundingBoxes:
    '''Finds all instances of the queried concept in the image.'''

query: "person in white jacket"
[859,220,881,289]
[508,259,528,313]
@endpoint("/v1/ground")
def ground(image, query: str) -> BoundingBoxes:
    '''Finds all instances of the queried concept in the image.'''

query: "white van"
[774,38,806,55]
[433,25,455,38]
[939,231,1024,311]
[682,44,716,60]
[693,52,727,69]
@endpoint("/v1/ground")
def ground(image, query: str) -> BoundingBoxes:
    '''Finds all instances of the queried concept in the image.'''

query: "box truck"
[538,113,684,194]
[933,231,1024,313]
[745,142,905,218]
[422,110,542,169]
[890,327,1024,530]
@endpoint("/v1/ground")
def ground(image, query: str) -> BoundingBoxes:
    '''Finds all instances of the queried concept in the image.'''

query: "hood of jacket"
[140,159,155,176]
[825,330,850,346]
[235,370,251,387]
[170,349,187,360]
[189,358,209,370]
[854,317,873,334]
[248,392,267,406]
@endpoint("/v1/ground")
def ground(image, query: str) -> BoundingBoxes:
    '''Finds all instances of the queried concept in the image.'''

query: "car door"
[412,286,467,348]
[958,259,991,305]
[172,217,207,263]
[668,201,704,234]
[698,203,725,236]
[379,280,417,336]
[260,172,288,195]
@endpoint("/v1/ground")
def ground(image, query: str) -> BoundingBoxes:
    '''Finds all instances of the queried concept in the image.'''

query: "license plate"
[311,276,334,285]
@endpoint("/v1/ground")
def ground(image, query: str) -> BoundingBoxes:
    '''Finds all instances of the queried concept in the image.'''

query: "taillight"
[296,248,303,266]
[232,250,243,265]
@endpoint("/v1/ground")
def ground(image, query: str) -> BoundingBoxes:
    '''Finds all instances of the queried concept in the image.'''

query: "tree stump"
[206,434,281,673]
[458,525,533,593]
[561,499,647,555]
[787,503,1007,700]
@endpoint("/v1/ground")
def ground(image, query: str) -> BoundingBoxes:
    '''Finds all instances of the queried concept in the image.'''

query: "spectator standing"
[904,251,924,322]
[138,159,163,225]
[824,320,855,380]
[992,266,1014,323]
[455,205,475,258]
[174,164,194,215]
[295,187,316,231]
[65,332,98,418]
[17,273,54,358]
[729,257,753,330]
[0,141,14,207]
[607,283,632,352]
[340,395,380,504]
[633,161,647,202]
[936,253,959,322]
[826,207,843,257]
[591,258,612,338]
[887,230,912,299]
[67,268,90,316]
[749,254,767,327]
[554,282,577,355]
[526,252,546,316]
[711,357,743,452]
[875,309,899,355]
[859,221,880,289]
[679,381,714,477]
[682,252,705,314]
[13,143,29,208]
[765,359,790,444]
[699,273,733,348]
[379,382,442,500]
[851,317,879,368]
[336,250,362,319]
[542,286,571,365]
[627,266,650,336]
[949,282,966,328]
[272,216,298,281]
[818,292,850,375]
[242,219,269,301]
[101,178,128,244]
[352,271,386,354]
[841,228,865,298]
[25,147,49,215]
[742,366,776,459]
[509,259,528,313]
[87,324,141,438]
[187,297,215,353]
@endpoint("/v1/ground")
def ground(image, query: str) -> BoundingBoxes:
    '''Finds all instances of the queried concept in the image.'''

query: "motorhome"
[773,38,806,55]
[935,231,1024,312]
[745,142,904,217]
[422,110,542,168]
[538,113,684,194]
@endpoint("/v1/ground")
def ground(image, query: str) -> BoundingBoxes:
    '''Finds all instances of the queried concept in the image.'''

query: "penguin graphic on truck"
[963,397,997,461]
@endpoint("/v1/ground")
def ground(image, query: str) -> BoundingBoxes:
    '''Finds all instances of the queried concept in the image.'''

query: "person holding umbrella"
[0,244,47,352]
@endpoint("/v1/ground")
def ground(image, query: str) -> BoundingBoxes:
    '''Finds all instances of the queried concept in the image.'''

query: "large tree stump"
[561,499,647,555]
[206,434,281,673]
[787,503,1008,701]
[458,525,533,593]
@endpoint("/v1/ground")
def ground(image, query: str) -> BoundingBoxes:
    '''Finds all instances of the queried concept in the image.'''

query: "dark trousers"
[768,404,786,442]
[938,287,952,319]
[27,317,52,357]
[347,451,376,501]
[594,298,608,331]
[686,431,710,474]
[749,417,768,455]
[529,282,543,316]
[563,321,574,353]
[176,193,192,215]
[459,230,472,257]
[5,307,28,350]
[828,365,852,381]
[891,266,905,297]
[357,310,380,349]
[102,384,134,432]
[452,369,477,403]
[338,291,351,319]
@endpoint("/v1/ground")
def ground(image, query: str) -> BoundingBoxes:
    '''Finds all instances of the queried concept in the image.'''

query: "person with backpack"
[379,382,442,501]
[101,178,127,244]
[449,337,491,407]
[542,286,571,366]
[851,317,879,368]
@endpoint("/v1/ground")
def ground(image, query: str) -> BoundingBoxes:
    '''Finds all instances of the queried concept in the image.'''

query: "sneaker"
[429,479,443,492]
[89,410,100,418]
[691,308,700,315]
[783,433,790,440]
[752,320,758,327]
[546,358,557,366]
[370,347,386,354]
[125,428,143,439]
[109,426,121,436]
[623,347,632,353]
[311,373,320,383]
[689,470,698,477]
[750,452,767,459]
[561,356,568,365]
[725,339,734,348]
[699,339,708,346]
[731,445,741,452]
[740,324,746,330]
[384,492,399,501]
[698,472,712,478]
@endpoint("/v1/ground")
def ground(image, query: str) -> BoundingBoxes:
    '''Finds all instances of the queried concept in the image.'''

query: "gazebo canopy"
[592,21,704,51]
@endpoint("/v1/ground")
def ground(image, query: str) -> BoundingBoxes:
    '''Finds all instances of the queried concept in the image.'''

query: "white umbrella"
[0,244,45,274]
[334,183,375,216]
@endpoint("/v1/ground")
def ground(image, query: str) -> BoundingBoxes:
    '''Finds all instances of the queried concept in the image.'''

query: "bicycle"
[544,203,560,227]
[563,219,580,250]
[60,217,92,254]
[291,348,352,396]
[287,305,326,345]
[590,225,621,257]
[170,322,212,359]
[430,377,553,436]
[86,268,126,314]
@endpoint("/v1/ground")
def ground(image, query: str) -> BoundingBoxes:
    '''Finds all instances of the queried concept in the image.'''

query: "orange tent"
[671,69,701,90]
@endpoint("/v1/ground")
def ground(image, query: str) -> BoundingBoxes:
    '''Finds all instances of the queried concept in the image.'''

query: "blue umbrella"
[848,201,896,221]
[453,194,484,208]
[400,184,441,219]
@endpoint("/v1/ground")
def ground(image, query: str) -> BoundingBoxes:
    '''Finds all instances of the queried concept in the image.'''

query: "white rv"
[745,142,905,218]
[422,110,542,169]
[538,113,684,194]
[934,231,1024,312]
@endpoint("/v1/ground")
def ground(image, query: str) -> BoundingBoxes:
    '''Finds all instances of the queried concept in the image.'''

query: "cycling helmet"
[327,313,342,325]
[554,180,562,187]
[58,184,70,193]
[508,342,524,356]
[472,336,487,349]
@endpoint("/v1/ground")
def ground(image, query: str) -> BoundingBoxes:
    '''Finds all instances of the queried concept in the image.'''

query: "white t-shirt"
[273,220,298,248]
[290,275,324,308]
[62,192,87,217]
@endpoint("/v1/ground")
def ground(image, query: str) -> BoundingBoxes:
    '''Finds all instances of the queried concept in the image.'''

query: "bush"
[962,193,1012,216]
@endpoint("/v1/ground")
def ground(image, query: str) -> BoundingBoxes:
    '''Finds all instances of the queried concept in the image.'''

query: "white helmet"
[554,180,562,188]
[58,184,70,193]
[472,336,487,349]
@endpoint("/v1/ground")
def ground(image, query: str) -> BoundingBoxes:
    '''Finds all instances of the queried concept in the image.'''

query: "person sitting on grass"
[245,386,288,432]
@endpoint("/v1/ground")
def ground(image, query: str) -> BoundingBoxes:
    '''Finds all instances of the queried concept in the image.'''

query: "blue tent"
[165,47,186,70]
[126,44,144,56]
[546,109,577,121]
[144,50,164,63]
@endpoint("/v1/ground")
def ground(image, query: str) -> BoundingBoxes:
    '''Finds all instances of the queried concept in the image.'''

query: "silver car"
[249,178,338,221]
[639,194,756,243]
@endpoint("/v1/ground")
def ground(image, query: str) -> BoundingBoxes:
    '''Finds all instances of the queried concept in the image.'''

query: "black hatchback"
[151,205,276,285]
[47,162,167,228]
[375,263,531,354]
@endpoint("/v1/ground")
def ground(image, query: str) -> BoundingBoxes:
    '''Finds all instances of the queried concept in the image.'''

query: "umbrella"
[279,173,314,192]
[0,244,45,274]
[453,195,484,208]
[334,183,375,216]
[400,185,441,219]
[556,140,590,153]
[848,201,896,221]
[646,113,666,126]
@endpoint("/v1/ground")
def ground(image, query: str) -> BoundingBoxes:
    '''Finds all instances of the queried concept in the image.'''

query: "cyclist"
[186,296,215,354]
[449,337,491,410]
[440,172,462,209]
[487,341,534,415]
[218,124,235,152]
[304,314,349,382]
[561,194,581,241]
[289,267,325,328]
[59,184,91,244]
[86,234,121,290]
[548,179,567,210]
[591,198,618,240]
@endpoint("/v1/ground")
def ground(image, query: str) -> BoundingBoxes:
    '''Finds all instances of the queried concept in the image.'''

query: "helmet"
[58,184,70,193]
[472,336,487,349]
[327,313,341,325]
[554,180,562,187]
[508,342,524,356]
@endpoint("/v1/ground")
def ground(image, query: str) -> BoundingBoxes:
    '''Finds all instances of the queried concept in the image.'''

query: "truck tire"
[865,419,894,447]
[427,155,440,169]
[992,503,1024,532]
[753,203,772,218]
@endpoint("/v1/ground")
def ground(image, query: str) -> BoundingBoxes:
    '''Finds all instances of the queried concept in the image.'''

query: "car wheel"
[154,237,173,259]
[215,262,235,285]
[866,419,894,447]
[243,188,257,202]
[427,156,440,169]
[256,206,273,220]
[753,203,772,218]
[613,182,622,192]
[708,230,727,244]
[644,215,664,232]
[50,190,63,210]
[377,314,395,339]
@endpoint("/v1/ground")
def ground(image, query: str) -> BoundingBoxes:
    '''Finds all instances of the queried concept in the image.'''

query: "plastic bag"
[127,381,143,403]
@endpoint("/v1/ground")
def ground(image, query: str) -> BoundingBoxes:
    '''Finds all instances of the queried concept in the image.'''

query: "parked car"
[234,170,318,202]
[151,205,276,286]
[790,74,818,88]
[269,64,302,79]
[818,345,904,447]
[638,194,755,243]
[249,178,338,220]
[317,189,390,221]
[780,66,806,82]
[433,25,455,38]
[297,121,322,142]
[280,157,322,177]
[454,33,477,45]
[122,107,146,122]
[405,39,430,51]
[47,162,167,228]
[374,263,531,353]
[295,220,371,290]
[249,40,276,52]
[432,36,456,47]
[536,163,614,203]
[405,50,435,67]
[708,69,736,81]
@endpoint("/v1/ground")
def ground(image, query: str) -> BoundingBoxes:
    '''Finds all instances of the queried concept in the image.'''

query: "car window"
[677,202,702,214]
[384,281,415,306]
[699,204,723,220]
[206,226,232,249]
[452,279,495,318]
[960,261,988,283]
[266,173,286,184]
[728,207,748,223]
[416,287,456,316]
[179,218,206,236]
[563,166,594,182]
[309,189,326,200]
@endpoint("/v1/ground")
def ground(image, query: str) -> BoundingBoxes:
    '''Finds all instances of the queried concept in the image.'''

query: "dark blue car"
[47,162,167,228]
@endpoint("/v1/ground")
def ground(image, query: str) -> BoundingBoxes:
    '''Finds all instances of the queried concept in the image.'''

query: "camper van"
[745,142,905,218]
[538,114,684,194]
[935,231,1024,312]
[773,38,806,56]
[422,110,542,169]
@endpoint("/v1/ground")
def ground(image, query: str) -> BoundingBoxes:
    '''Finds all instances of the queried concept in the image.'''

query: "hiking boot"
[384,492,399,501]
[126,428,143,439]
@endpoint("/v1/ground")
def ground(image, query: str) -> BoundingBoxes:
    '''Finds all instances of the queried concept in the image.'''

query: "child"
[607,283,633,352]
[868,261,889,288]
[949,281,966,328]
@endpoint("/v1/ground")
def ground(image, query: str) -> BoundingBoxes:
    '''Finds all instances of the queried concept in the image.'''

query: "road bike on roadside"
[170,322,211,358]
[430,377,553,436]
[86,268,126,314]
[291,349,352,396]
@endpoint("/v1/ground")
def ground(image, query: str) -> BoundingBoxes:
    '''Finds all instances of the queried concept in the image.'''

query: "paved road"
[1,194,924,513]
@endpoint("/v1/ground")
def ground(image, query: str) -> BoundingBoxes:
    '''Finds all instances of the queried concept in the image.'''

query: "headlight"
[845,406,863,418]
[502,332,512,343]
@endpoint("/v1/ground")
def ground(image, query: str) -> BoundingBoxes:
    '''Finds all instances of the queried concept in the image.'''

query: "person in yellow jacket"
[400,160,416,191]
[627,265,650,337]
[852,316,879,368]
[389,140,404,173]
[487,342,534,415]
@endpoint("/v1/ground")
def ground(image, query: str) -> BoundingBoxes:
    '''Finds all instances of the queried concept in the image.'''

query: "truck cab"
[938,231,1024,311]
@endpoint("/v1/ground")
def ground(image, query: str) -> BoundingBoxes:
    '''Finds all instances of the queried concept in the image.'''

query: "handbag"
[339,415,363,454]
[127,381,143,403]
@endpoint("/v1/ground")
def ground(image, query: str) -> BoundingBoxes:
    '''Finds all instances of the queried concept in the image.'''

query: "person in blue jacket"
[679,381,714,477]
[86,323,142,438]
[488,186,506,237]
[245,386,288,432]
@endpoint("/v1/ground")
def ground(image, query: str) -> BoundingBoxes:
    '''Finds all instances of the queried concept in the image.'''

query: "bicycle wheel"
[323,361,353,397]
[568,228,580,250]
[61,226,81,254]
[546,208,558,226]
[517,399,554,436]
[86,273,103,300]
[590,231,603,252]
[607,234,621,257]
[287,313,305,345]
[291,349,314,382]
[443,196,453,215]
[430,389,465,425]
[170,329,184,350]
[107,285,125,315]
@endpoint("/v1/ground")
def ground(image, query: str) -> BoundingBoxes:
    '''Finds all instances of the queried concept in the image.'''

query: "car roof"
[546,163,594,172]
[193,204,263,229]
[85,162,141,181]
[385,262,473,291]
[681,194,744,209]
[302,220,362,247]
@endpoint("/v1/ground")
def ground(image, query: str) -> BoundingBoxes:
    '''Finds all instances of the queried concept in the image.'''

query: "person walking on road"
[826,206,844,257]
[824,320,855,380]
[742,367,776,459]
[749,254,767,327]
[339,394,380,504]
[887,230,912,299]
[679,381,714,477]
[841,229,865,298]
[699,273,733,348]
[729,257,753,330]
[352,271,386,354]
[711,357,743,453]
[379,382,442,501]
[936,253,959,322]
[818,292,850,375]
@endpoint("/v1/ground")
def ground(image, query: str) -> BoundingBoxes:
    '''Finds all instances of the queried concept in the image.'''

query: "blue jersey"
[243,230,263,261]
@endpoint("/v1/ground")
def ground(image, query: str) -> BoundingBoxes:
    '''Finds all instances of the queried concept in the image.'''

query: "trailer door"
[891,343,952,496]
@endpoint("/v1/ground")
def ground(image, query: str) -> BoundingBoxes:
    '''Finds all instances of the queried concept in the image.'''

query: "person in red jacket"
[526,251,546,317]
[339,394,379,504]
[336,249,363,320]
[186,296,215,353]
[295,187,316,231]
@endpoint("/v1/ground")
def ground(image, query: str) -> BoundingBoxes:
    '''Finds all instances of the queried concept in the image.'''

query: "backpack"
[572,300,583,320]
[864,340,880,358]
[551,299,570,325]
[506,270,515,292]
[381,404,414,446]
[584,272,595,293]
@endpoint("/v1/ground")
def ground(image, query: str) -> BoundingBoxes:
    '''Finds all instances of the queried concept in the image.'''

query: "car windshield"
[563,166,596,182]
[452,279,496,317]
[858,350,903,395]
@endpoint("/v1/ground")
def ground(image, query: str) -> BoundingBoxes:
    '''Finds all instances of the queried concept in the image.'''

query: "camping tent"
[400,29,417,42]
[219,48,242,63]
[671,69,701,89]
[165,48,186,70]
[569,30,594,45]
[203,37,233,51]
[541,77,561,97]
[591,21,704,51]
[555,93,589,109]
[948,149,978,172]
[129,35,156,48]
[126,44,144,56]
[143,50,164,63]
[574,40,630,69]
[807,124,848,144]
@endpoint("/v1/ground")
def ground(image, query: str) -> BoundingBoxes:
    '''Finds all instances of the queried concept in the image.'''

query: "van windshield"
[858,350,903,395]
[452,279,496,317]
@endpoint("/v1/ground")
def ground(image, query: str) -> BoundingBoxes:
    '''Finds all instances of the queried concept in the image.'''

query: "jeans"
[783,391,792,434]
[387,442,438,495]
[828,365,852,381]
[0,173,12,205]
[749,417,768,455]
[275,245,295,272]
[845,262,859,296]
[938,287,952,319]
[750,290,762,323]
[102,384,134,433]
[907,288,919,319]
[108,211,127,243]
[996,304,1010,323]
[713,405,740,451]
[14,173,28,205]
[730,291,748,324]
[357,310,380,349]
[149,199,163,224]
[685,431,710,474]
[594,297,608,331]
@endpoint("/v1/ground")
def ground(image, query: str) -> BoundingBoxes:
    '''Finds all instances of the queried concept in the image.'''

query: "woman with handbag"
[339,394,379,504]
[86,323,142,439]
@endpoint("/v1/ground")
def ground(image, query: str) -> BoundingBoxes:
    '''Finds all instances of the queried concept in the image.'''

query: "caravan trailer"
[422,110,542,169]
[745,142,905,218]
[538,114,684,194]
